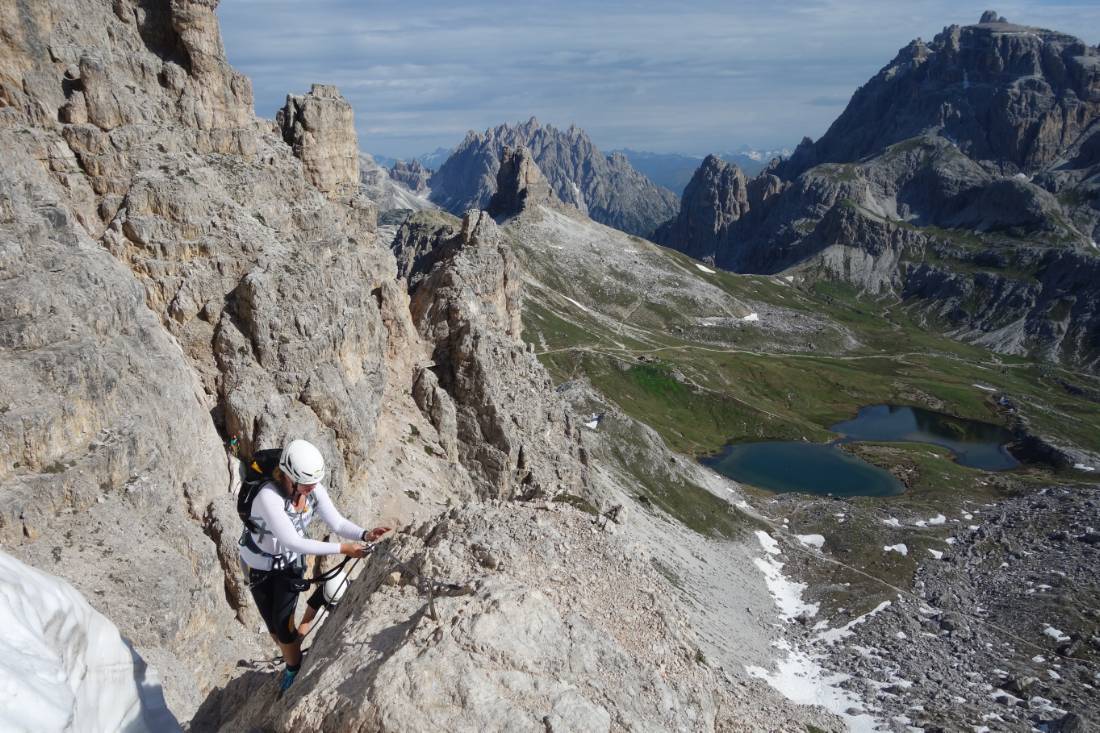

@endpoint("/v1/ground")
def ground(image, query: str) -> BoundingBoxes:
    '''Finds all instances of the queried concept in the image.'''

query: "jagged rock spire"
[487,146,558,217]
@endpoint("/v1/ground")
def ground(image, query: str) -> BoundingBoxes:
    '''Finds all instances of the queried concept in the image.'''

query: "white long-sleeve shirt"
[239,482,365,571]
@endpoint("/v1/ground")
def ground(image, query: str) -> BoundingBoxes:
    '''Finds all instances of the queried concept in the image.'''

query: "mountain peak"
[429,120,678,237]
[487,146,559,217]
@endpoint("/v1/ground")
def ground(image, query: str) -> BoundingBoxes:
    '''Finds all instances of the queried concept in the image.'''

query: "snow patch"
[741,312,760,322]
[928,549,944,560]
[0,550,178,732]
[745,639,879,732]
[796,534,825,549]
[755,530,781,556]
[972,384,997,392]
[818,601,892,645]
[883,543,909,556]
[882,517,901,528]
[562,296,591,313]
[1073,463,1095,472]
[694,263,716,274]
[927,514,946,525]
[753,532,817,621]
[1044,626,1070,643]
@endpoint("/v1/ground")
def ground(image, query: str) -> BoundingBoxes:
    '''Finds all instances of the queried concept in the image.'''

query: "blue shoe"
[278,666,299,693]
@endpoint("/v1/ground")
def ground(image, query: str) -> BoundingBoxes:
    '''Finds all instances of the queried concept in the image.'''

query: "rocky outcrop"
[486,145,559,218]
[388,158,431,192]
[400,210,587,499]
[428,117,679,237]
[0,0,397,719]
[654,154,752,260]
[190,503,766,733]
[276,84,360,200]
[779,13,1100,177]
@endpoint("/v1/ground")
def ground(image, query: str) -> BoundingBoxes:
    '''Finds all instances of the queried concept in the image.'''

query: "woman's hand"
[340,542,370,558]
[363,526,392,542]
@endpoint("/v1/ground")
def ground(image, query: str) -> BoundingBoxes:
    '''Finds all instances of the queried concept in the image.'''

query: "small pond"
[702,405,1018,497]
[830,404,1018,471]
[701,442,905,497]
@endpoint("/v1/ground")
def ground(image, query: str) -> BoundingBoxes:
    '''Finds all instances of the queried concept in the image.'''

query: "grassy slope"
[511,210,1100,608]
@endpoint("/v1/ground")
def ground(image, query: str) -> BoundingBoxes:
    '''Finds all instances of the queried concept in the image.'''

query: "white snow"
[741,312,760,322]
[928,549,944,560]
[694,263,716,274]
[1032,655,1046,663]
[927,514,946,525]
[972,384,997,392]
[883,543,909,556]
[0,550,178,732]
[817,601,892,645]
[755,530,781,556]
[746,638,879,732]
[796,534,826,549]
[784,275,795,282]
[753,532,818,621]
[562,295,592,313]
[945,538,957,545]
[1073,463,1096,472]
[583,418,600,430]
[882,517,901,528]
[963,513,974,520]
[1044,626,1070,643]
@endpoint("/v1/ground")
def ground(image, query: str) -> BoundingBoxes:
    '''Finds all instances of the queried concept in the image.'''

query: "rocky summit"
[657,12,1100,370]
[428,117,680,238]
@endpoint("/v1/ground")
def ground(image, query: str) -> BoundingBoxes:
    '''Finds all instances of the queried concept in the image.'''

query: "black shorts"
[248,566,326,644]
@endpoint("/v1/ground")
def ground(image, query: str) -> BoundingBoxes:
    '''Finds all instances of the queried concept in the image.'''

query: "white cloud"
[217,1,1100,158]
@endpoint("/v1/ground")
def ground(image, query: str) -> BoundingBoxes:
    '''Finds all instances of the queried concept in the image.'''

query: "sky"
[217,1,1100,160]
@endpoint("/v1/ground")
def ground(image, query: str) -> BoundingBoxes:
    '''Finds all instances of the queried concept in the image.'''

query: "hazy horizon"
[218,1,1100,161]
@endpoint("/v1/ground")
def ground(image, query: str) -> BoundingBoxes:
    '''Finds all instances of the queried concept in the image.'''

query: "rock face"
[654,154,752,261]
[276,84,360,200]
[190,504,751,733]
[486,145,560,218]
[657,13,1100,369]
[388,158,431,192]
[398,209,587,500]
[429,117,679,237]
[0,0,393,719]
[779,14,1100,177]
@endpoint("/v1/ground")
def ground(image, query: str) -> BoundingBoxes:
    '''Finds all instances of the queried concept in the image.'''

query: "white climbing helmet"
[279,439,326,485]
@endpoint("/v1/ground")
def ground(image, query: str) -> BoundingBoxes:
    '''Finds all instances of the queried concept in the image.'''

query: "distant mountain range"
[425,118,680,238]
[371,147,452,171]
[613,148,791,195]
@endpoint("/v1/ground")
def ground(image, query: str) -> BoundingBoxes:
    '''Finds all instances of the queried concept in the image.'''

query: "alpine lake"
[702,404,1020,497]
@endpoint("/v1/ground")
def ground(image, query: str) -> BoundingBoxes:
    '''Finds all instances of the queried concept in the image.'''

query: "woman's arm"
[311,485,367,541]
[253,487,343,556]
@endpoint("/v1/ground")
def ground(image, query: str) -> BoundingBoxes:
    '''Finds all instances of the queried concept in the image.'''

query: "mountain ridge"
[427,117,680,237]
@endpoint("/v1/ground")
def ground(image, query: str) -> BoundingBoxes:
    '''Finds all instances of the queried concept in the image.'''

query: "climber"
[238,439,390,693]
